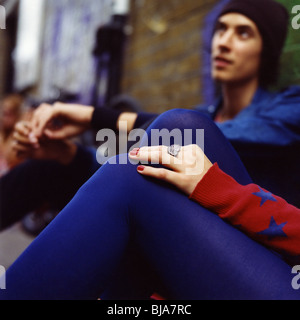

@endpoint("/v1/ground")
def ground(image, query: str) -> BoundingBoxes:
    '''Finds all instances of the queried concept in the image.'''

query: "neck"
[220,78,259,121]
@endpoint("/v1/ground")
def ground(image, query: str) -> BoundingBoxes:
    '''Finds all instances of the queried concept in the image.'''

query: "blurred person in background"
[0,93,25,176]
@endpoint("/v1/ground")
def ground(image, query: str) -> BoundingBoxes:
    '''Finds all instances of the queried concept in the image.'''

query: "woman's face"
[211,13,263,85]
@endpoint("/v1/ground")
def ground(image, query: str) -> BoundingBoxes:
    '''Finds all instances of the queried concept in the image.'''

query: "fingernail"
[137,165,145,172]
[130,148,140,157]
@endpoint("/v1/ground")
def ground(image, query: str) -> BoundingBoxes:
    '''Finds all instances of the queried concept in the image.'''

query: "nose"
[216,30,233,52]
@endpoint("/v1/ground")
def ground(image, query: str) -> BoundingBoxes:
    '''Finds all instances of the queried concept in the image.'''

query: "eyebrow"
[216,20,255,31]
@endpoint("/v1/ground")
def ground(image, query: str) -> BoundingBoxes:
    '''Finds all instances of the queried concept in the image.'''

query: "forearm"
[190,164,300,258]
[53,103,94,125]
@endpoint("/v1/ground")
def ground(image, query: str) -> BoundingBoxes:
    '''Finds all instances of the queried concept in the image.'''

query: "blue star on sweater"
[253,187,277,207]
[257,217,287,240]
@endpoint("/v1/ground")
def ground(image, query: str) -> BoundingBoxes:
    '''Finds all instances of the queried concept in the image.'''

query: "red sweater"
[189,163,300,264]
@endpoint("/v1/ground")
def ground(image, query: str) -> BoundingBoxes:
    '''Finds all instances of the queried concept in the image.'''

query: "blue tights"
[1,109,299,300]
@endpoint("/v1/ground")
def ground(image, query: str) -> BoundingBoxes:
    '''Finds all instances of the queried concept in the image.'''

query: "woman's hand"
[129,145,213,196]
[30,102,94,140]
[12,120,77,165]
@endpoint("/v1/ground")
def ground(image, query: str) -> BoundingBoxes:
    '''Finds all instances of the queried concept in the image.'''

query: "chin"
[212,73,232,84]
[212,72,246,85]
[212,69,228,80]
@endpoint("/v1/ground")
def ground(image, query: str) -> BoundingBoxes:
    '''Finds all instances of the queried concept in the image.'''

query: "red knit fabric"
[189,163,300,258]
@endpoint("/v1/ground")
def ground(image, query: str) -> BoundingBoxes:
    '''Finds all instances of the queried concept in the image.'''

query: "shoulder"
[268,85,300,104]
[252,86,300,117]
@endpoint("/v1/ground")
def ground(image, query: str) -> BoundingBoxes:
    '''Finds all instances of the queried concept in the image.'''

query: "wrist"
[117,112,138,132]
[78,106,94,125]
[91,107,123,131]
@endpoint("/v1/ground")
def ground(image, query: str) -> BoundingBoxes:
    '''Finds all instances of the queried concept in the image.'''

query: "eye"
[237,27,253,39]
[214,22,227,35]
[240,31,250,39]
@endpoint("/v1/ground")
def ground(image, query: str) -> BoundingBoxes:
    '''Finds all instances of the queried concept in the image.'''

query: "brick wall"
[122,0,219,113]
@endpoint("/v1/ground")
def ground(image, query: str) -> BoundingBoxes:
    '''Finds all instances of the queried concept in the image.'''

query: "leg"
[102,109,253,299]
[1,153,299,300]
[0,145,99,230]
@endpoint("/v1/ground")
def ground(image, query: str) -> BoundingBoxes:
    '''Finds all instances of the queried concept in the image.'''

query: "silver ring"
[167,144,181,158]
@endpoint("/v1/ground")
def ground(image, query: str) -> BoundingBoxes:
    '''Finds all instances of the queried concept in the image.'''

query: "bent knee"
[100,154,137,175]
[151,108,213,130]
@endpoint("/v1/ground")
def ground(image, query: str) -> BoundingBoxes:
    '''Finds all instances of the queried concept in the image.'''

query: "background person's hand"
[12,120,77,165]
[129,144,213,196]
[31,102,94,140]
[12,121,40,155]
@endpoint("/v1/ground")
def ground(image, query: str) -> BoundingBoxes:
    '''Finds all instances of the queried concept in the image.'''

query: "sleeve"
[91,108,158,132]
[217,117,298,146]
[90,107,123,131]
[189,163,300,259]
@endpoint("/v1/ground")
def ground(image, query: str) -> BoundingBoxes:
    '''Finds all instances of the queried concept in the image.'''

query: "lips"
[213,56,233,67]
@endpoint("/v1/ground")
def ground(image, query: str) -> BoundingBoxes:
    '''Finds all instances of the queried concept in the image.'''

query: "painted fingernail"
[130,148,140,157]
[137,166,145,172]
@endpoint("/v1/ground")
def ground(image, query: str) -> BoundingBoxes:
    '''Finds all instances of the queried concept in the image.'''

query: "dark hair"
[259,45,281,88]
